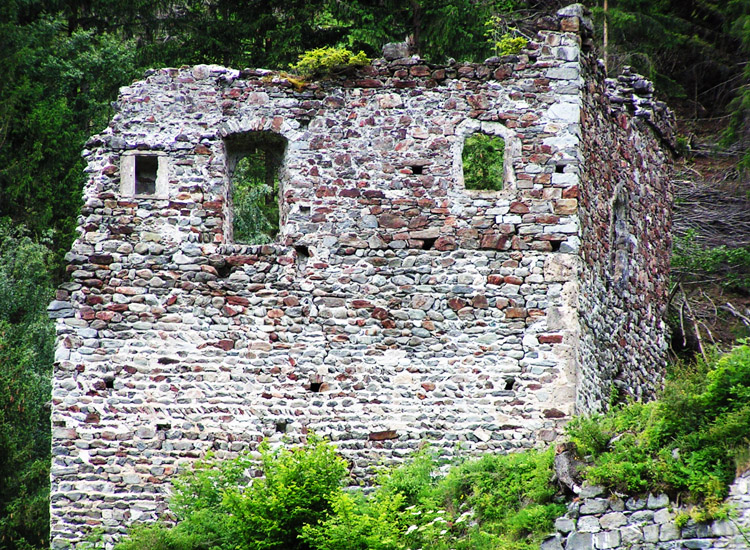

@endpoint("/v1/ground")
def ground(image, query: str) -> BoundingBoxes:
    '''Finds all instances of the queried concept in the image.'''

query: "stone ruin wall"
[543,470,750,550]
[576,56,675,411]
[49,6,674,548]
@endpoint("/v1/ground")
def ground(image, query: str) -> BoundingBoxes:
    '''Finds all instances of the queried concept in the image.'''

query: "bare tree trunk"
[603,0,609,73]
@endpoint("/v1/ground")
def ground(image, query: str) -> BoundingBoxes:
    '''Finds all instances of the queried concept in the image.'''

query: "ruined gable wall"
[577,57,675,411]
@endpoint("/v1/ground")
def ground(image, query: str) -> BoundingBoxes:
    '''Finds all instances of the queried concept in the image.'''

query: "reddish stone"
[421,382,436,391]
[434,236,456,251]
[448,298,467,312]
[86,295,104,305]
[505,307,527,319]
[554,199,577,215]
[509,201,530,214]
[472,295,489,309]
[356,78,383,88]
[467,95,488,110]
[90,254,113,265]
[493,64,513,80]
[378,214,407,229]
[543,408,566,419]
[536,214,560,224]
[79,307,95,320]
[487,275,504,285]
[96,311,115,321]
[340,188,360,198]
[216,339,234,351]
[562,185,579,198]
[504,276,523,285]
[226,255,256,266]
[227,296,250,306]
[84,413,100,424]
[560,17,579,32]
[223,306,239,317]
[194,144,211,155]
[371,307,389,320]
[268,309,284,318]
[410,65,431,77]
[368,430,398,441]
[538,334,563,344]
[352,300,372,309]
[283,296,300,307]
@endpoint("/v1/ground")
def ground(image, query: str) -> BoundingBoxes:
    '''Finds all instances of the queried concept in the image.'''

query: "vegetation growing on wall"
[291,47,369,78]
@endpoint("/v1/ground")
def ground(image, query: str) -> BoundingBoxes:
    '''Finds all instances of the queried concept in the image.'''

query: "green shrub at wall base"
[567,343,750,514]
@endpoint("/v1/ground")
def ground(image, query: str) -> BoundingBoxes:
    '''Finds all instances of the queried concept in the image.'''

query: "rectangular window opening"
[226,132,287,245]
[135,155,159,195]
[462,134,505,191]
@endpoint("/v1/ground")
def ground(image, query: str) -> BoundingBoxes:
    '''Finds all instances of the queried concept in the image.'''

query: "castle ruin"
[49,5,675,547]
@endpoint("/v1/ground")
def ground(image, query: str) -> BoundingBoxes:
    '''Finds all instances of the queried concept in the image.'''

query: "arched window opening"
[462,133,506,191]
[225,132,287,244]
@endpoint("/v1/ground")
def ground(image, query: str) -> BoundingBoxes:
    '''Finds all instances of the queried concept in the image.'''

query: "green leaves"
[118,434,349,550]
[0,222,54,550]
[232,151,281,245]
[462,134,505,191]
[291,47,369,78]
[566,343,750,512]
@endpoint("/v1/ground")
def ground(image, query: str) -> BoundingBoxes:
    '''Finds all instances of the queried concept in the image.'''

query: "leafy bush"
[226,436,348,550]
[115,434,348,550]
[300,492,405,550]
[291,47,369,78]
[567,343,750,514]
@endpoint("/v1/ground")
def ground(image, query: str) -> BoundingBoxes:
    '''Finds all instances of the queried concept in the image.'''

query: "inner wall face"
[49,21,673,549]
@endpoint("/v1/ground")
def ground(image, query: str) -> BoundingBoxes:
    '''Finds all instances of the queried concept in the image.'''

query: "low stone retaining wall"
[542,472,750,550]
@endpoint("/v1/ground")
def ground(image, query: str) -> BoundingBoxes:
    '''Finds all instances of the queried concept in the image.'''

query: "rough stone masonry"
[49,4,675,547]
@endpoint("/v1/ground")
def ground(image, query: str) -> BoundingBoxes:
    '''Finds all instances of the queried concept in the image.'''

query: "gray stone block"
[621,525,644,544]
[599,511,627,529]
[541,534,565,550]
[593,530,621,549]
[643,524,660,543]
[647,493,669,509]
[556,517,577,534]
[682,539,715,549]
[566,532,594,550]
[659,523,680,541]
[578,515,602,533]
[580,498,610,515]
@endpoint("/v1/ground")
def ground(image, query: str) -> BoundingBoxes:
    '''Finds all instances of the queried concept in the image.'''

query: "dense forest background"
[1,0,750,548]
